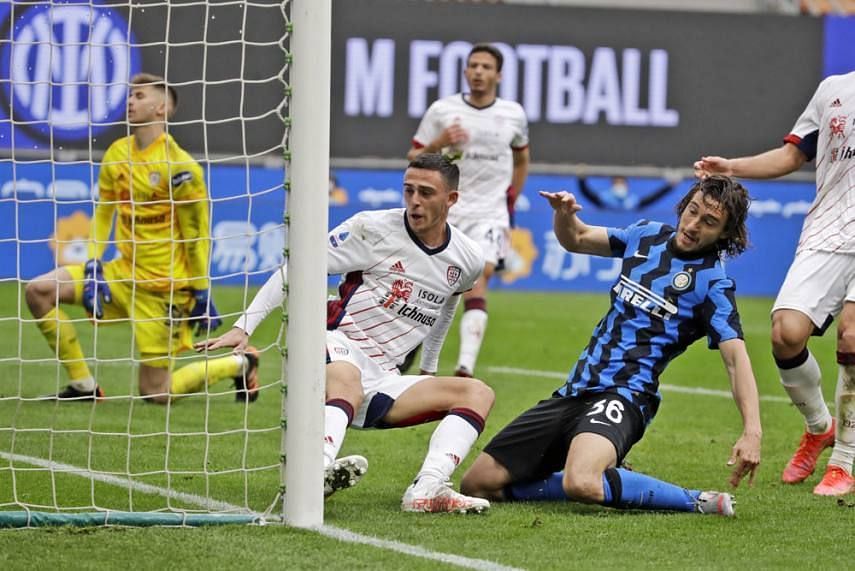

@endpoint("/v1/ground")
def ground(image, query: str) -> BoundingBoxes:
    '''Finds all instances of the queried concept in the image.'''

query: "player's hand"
[506,186,517,228]
[188,288,223,336]
[539,190,583,216]
[693,156,733,178]
[194,326,249,353]
[82,259,112,319]
[439,123,469,149]
[726,431,761,488]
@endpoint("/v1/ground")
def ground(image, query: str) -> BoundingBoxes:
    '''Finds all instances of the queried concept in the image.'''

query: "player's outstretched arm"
[694,144,806,180]
[718,338,762,487]
[539,191,610,256]
[195,326,249,352]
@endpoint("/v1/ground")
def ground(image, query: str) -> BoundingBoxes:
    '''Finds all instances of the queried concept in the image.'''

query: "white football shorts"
[451,218,508,267]
[772,249,855,330]
[325,329,429,428]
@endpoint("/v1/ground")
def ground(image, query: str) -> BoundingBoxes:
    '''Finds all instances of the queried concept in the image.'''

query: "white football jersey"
[327,208,484,372]
[785,71,855,253]
[412,94,529,228]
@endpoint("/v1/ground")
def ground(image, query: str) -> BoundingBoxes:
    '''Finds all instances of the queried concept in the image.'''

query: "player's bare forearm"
[510,147,530,198]
[539,191,610,256]
[719,339,762,486]
[176,198,211,289]
[695,144,806,180]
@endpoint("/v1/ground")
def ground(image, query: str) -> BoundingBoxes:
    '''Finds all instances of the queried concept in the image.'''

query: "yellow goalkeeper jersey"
[93,132,210,292]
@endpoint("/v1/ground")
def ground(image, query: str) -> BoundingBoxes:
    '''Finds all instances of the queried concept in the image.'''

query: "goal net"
[0,0,327,527]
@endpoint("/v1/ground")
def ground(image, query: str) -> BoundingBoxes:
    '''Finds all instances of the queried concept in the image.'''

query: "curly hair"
[675,175,751,258]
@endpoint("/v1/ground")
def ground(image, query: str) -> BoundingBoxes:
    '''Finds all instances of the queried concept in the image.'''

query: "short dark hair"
[408,153,460,192]
[675,175,751,258]
[468,43,503,72]
[131,73,179,118]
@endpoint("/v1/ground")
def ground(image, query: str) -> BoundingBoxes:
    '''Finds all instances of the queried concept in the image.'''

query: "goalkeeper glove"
[189,288,223,335]
[82,259,112,319]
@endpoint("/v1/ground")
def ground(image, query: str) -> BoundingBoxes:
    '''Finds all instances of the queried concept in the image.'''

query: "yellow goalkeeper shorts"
[66,259,195,361]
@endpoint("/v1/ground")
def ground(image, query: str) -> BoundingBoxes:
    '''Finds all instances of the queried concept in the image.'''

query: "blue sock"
[506,472,568,501]
[602,468,700,512]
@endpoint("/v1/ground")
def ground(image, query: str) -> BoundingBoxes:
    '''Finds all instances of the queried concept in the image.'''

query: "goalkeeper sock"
[506,472,568,501]
[36,307,92,385]
[415,408,483,483]
[170,354,244,395]
[602,468,698,512]
[457,301,487,374]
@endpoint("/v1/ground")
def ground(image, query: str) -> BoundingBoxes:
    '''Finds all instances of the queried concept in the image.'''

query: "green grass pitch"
[1,283,853,569]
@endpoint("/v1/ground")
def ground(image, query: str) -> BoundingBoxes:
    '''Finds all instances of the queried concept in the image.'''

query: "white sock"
[415,414,479,485]
[324,405,350,469]
[457,309,488,374]
[829,365,855,474]
[69,377,96,392]
[779,350,832,434]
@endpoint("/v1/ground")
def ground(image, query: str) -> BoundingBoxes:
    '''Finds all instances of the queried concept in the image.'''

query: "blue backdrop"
[0,162,815,297]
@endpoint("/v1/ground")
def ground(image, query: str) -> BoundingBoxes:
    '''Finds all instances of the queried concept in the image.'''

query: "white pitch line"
[487,366,793,403]
[0,451,521,571]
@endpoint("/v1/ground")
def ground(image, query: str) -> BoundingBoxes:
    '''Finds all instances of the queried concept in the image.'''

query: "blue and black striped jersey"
[556,220,743,424]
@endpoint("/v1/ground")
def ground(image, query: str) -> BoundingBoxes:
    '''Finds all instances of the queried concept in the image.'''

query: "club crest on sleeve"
[672,271,692,291]
[447,265,462,286]
[337,231,350,243]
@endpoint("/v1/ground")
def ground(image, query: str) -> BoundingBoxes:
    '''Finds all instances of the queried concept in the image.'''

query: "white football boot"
[695,491,735,517]
[324,455,368,498]
[401,478,489,514]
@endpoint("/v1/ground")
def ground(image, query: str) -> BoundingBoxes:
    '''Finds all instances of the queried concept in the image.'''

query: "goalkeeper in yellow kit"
[25,73,259,404]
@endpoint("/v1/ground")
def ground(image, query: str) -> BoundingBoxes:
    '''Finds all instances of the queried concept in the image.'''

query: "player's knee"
[25,278,56,314]
[460,458,503,500]
[139,388,170,405]
[770,319,808,358]
[461,378,495,410]
[563,469,602,503]
[838,327,855,354]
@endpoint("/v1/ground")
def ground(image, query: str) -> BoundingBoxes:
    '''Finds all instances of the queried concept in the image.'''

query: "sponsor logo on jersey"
[389,260,406,274]
[830,146,855,163]
[329,235,339,248]
[149,172,161,187]
[447,265,462,286]
[383,278,413,307]
[671,271,692,291]
[0,1,141,143]
[612,274,678,320]
[417,288,446,304]
[829,115,848,139]
[831,98,842,108]
[171,171,194,187]
[395,301,437,327]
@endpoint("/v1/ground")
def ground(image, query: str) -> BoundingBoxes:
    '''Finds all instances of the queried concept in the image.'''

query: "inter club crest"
[446,265,462,287]
[672,271,692,291]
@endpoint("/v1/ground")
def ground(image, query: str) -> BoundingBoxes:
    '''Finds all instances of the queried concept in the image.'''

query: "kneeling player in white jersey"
[695,71,855,496]
[198,154,495,513]
[407,43,530,377]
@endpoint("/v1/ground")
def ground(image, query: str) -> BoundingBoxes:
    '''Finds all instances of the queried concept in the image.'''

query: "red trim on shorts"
[391,410,447,428]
